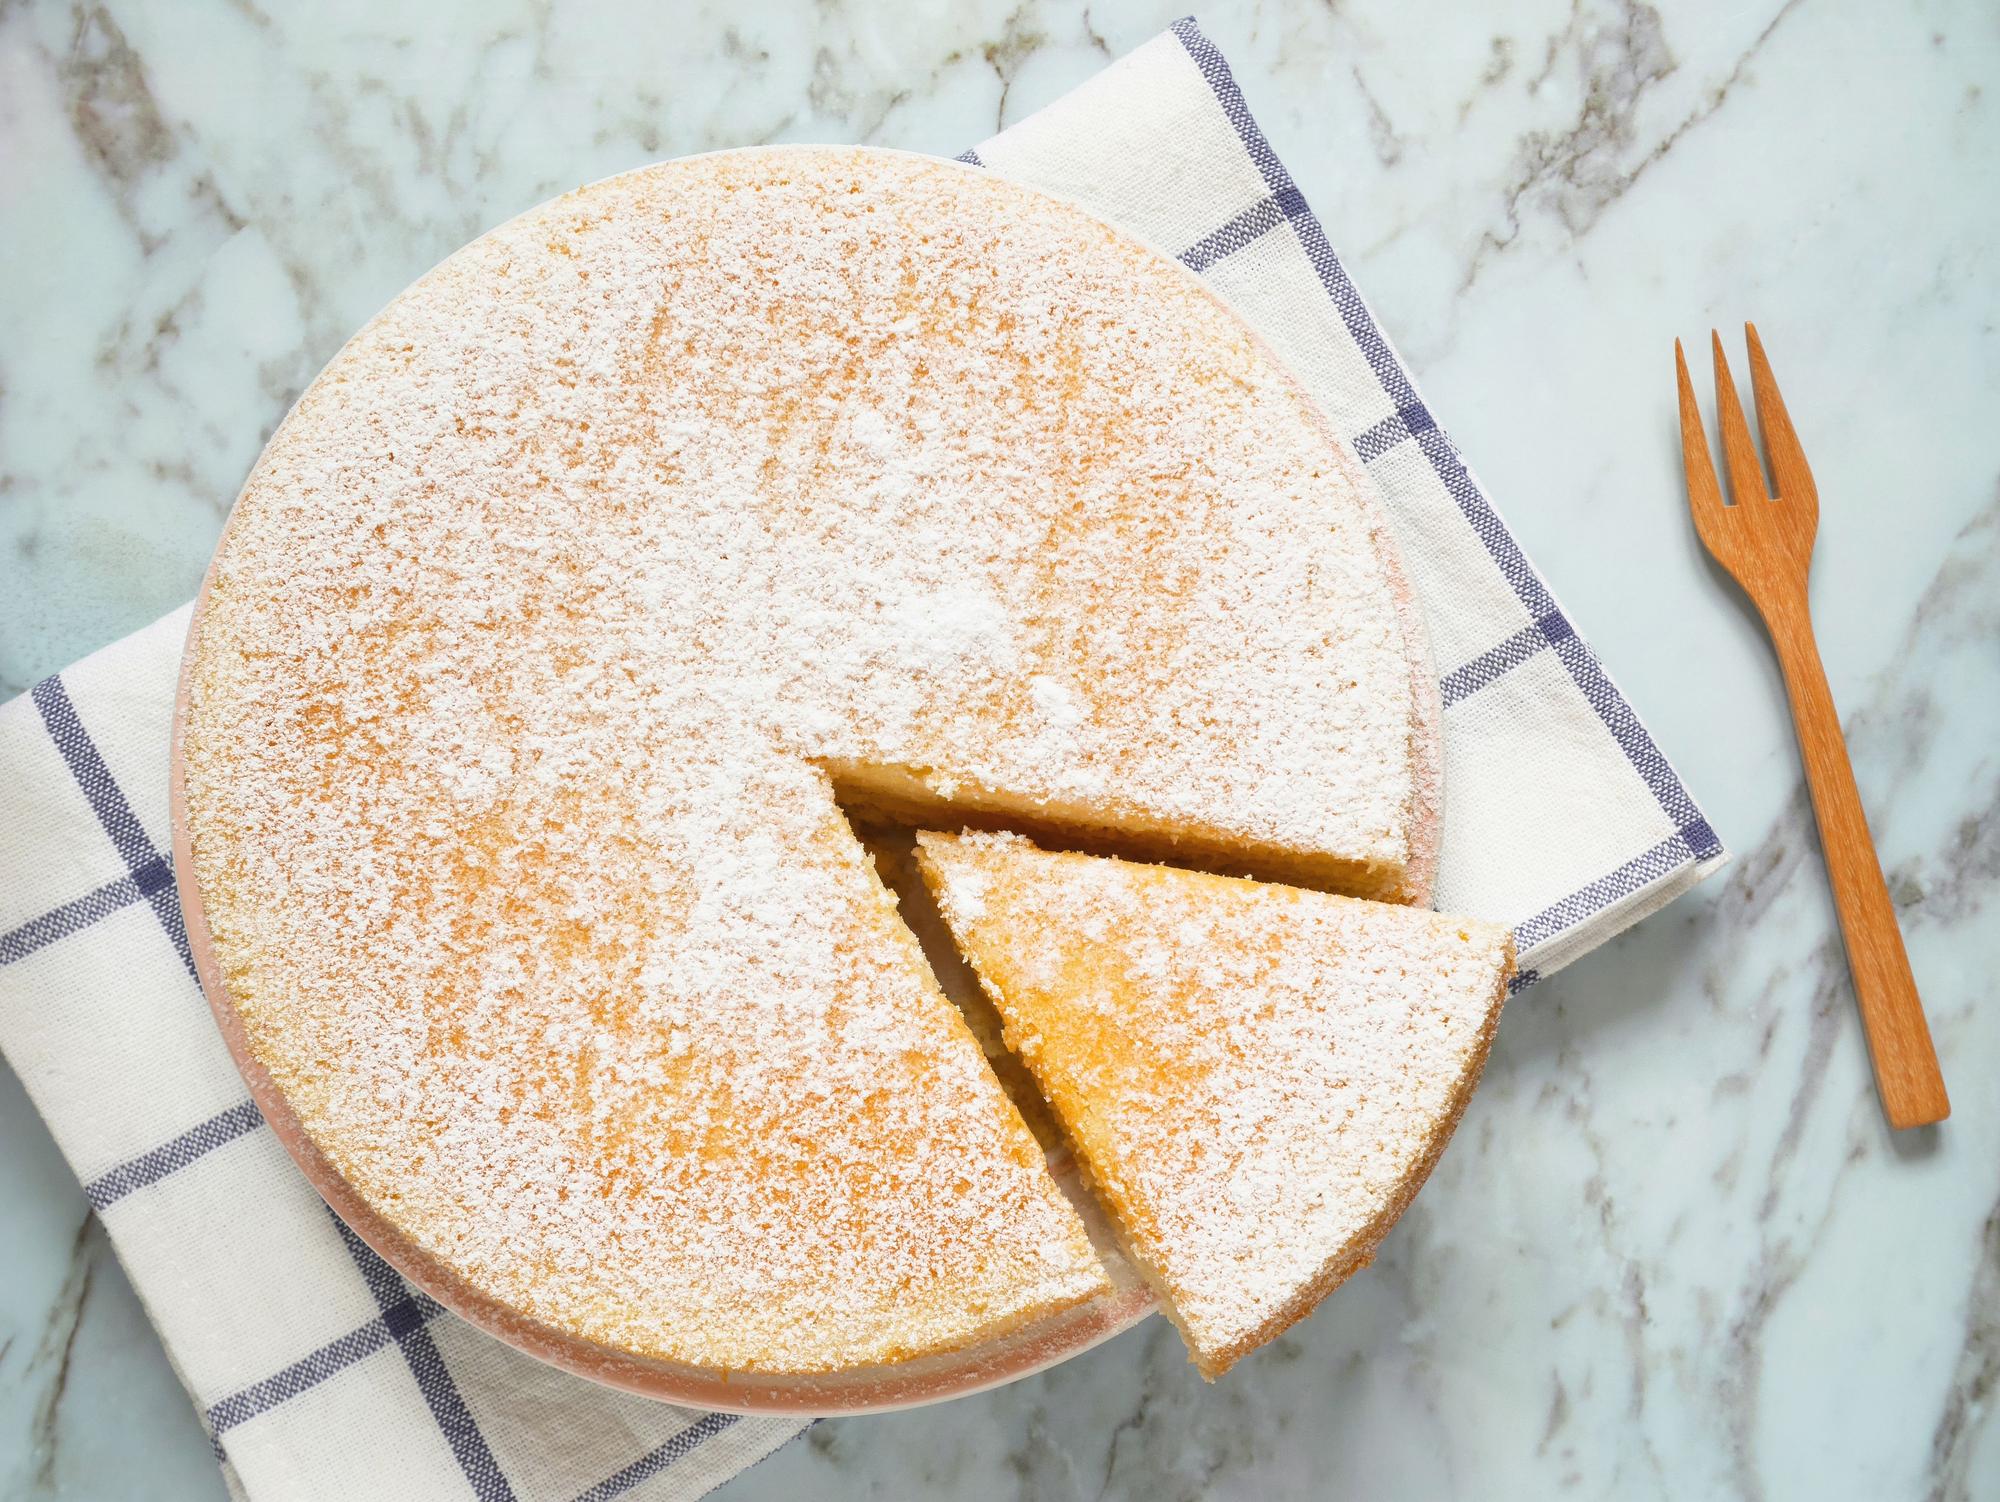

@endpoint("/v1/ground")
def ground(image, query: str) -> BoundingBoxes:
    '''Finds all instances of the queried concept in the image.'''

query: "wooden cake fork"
[1675,324,1949,1130]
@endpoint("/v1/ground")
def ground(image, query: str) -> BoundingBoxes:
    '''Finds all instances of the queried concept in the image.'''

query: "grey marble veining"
[2,1,1996,1498]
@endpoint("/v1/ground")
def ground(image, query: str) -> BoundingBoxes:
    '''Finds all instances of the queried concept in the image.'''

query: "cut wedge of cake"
[916,830,1514,1378]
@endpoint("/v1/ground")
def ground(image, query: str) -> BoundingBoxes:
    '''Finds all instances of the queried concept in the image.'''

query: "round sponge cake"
[175,146,1440,1403]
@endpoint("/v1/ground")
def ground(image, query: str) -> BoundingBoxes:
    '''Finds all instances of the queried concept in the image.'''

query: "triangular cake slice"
[915,830,1514,1378]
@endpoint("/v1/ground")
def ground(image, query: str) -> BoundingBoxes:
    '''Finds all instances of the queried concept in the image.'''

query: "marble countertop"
[3,1,1995,1497]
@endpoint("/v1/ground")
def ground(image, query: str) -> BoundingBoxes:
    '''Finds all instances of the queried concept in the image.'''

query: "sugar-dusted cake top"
[181,146,1435,1379]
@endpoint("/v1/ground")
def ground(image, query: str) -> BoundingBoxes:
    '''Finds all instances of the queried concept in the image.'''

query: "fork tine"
[1744,322,1818,505]
[1711,331,1769,505]
[1675,338,1726,538]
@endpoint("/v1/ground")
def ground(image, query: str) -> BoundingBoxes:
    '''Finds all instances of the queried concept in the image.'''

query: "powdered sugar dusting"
[181,147,1427,1376]
[919,829,1511,1376]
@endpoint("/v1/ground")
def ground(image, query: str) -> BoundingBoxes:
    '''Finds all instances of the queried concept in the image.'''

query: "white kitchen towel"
[0,18,1724,1502]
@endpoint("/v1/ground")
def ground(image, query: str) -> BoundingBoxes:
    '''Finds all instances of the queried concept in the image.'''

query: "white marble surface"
[2,1,1996,1497]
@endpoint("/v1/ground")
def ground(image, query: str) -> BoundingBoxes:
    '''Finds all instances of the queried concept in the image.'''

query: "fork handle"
[1764,596,1950,1128]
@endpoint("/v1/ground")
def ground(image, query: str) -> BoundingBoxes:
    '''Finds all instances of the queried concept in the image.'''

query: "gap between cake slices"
[823,757,1428,906]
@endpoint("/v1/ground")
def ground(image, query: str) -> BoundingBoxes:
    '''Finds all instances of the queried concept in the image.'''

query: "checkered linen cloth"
[0,18,1724,1502]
